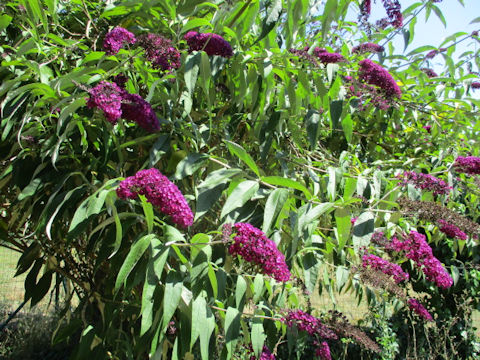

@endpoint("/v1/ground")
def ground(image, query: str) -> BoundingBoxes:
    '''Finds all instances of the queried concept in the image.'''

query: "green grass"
[0,247,25,306]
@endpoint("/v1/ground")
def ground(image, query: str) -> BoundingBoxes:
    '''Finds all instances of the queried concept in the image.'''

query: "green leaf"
[115,234,155,292]
[251,317,266,359]
[305,109,321,149]
[185,53,201,95]
[162,271,183,332]
[18,178,43,201]
[140,195,154,234]
[330,100,343,130]
[174,153,208,180]
[341,114,353,143]
[235,275,247,309]
[252,274,264,304]
[334,208,351,251]
[261,176,311,198]
[191,295,207,349]
[335,266,349,292]
[197,168,242,190]
[256,0,282,43]
[221,180,259,218]
[262,188,289,234]
[181,18,213,35]
[225,307,241,359]
[352,212,374,251]
[226,141,260,177]
[327,167,336,201]
[0,14,12,32]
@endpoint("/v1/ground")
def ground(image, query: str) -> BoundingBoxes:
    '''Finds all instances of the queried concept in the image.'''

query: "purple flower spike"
[87,81,124,123]
[315,341,332,360]
[229,223,291,282]
[408,298,433,321]
[116,168,194,228]
[438,220,467,240]
[283,310,337,340]
[249,346,276,360]
[352,42,384,54]
[184,31,233,58]
[398,171,451,196]
[391,231,453,289]
[313,47,345,64]
[358,59,401,98]
[103,27,136,55]
[121,93,160,133]
[138,34,181,71]
[454,156,480,175]
[362,254,409,283]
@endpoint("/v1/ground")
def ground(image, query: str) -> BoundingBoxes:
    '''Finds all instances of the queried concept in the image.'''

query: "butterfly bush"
[314,341,332,360]
[138,33,181,71]
[121,93,161,132]
[352,42,384,54]
[86,81,124,123]
[454,156,480,174]
[398,171,451,196]
[358,59,401,98]
[283,310,338,339]
[391,231,453,289]
[229,223,291,282]
[103,27,136,55]
[382,0,403,28]
[313,47,345,64]
[407,298,433,321]
[362,253,409,283]
[87,80,160,132]
[422,68,438,78]
[116,168,194,228]
[184,31,233,58]
[438,220,467,240]
[471,82,480,89]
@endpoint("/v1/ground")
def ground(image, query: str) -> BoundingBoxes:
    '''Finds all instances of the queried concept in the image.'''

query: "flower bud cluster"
[398,171,451,196]
[229,223,291,282]
[438,220,467,240]
[103,27,136,55]
[314,341,331,360]
[283,310,338,340]
[137,34,181,71]
[391,231,453,289]
[87,81,160,132]
[407,298,433,321]
[454,156,480,175]
[313,48,345,64]
[352,42,384,54]
[472,82,480,89]
[421,68,438,78]
[382,0,403,28]
[116,168,194,228]
[362,253,409,283]
[184,31,233,58]
[358,59,401,98]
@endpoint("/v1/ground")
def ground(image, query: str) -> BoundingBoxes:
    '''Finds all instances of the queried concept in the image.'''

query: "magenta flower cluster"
[398,171,451,196]
[283,310,337,340]
[352,42,384,54]
[472,82,480,89]
[184,31,233,58]
[313,48,345,64]
[382,0,403,28]
[103,27,136,55]
[358,59,401,98]
[229,223,291,282]
[454,156,480,175]
[249,346,275,360]
[87,81,160,132]
[438,220,467,240]
[407,298,433,321]
[391,231,453,289]
[86,81,124,123]
[362,254,409,283]
[138,33,181,71]
[314,341,332,360]
[116,168,194,228]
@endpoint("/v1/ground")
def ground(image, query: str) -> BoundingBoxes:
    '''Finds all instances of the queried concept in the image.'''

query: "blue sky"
[369,0,480,54]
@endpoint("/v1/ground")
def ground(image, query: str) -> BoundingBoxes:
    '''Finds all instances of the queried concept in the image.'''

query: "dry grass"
[0,247,25,306]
